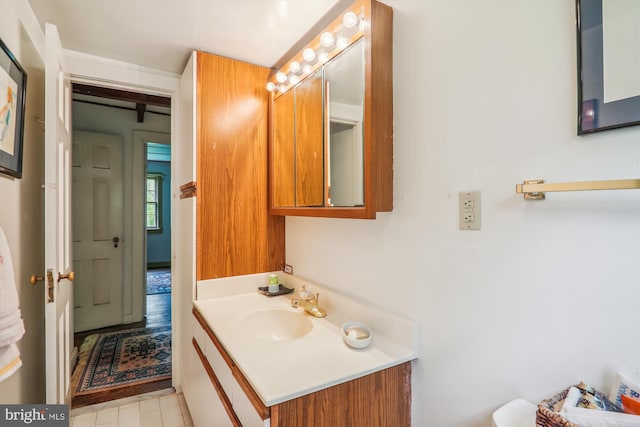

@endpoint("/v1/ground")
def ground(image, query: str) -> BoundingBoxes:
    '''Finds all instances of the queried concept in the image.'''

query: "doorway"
[69,84,173,408]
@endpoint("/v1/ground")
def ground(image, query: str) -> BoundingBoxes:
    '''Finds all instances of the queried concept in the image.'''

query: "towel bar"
[515,179,640,200]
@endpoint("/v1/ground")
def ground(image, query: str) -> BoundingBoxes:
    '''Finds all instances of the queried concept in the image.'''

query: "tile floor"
[70,388,193,427]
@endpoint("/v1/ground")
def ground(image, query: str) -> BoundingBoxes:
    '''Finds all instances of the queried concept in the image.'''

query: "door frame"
[66,51,180,388]
[132,130,171,324]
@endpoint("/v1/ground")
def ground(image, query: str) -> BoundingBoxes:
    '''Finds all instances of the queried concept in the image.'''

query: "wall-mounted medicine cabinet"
[268,0,393,219]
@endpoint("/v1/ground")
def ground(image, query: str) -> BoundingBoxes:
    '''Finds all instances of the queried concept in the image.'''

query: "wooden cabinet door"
[271,90,295,207]
[294,72,324,207]
[196,51,285,280]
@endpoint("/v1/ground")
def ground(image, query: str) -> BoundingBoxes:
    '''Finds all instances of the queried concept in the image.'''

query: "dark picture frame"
[576,0,640,134]
[0,38,27,178]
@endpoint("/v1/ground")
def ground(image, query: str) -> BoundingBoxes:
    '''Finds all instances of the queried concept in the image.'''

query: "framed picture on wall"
[0,37,27,178]
[576,0,640,134]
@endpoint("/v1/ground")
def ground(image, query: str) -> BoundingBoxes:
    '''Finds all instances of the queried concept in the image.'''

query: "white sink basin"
[241,309,313,341]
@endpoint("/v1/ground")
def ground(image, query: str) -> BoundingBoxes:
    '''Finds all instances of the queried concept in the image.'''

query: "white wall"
[285,1,640,426]
[73,101,171,323]
[0,0,46,404]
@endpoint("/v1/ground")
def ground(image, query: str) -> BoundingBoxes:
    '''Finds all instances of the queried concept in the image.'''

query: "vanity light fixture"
[320,31,335,48]
[276,71,288,84]
[302,48,316,63]
[289,61,301,74]
[343,11,358,28]
[266,0,365,95]
[336,37,349,49]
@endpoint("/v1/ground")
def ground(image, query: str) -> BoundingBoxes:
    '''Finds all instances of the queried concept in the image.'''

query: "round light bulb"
[289,75,300,85]
[265,82,276,92]
[303,48,316,62]
[343,11,357,28]
[318,52,329,63]
[336,37,349,50]
[278,84,287,93]
[302,64,313,74]
[320,32,335,48]
[276,72,287,84]
[289,61,301,74]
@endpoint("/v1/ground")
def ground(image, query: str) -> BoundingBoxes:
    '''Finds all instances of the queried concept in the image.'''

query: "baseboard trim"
[147,262,171,269]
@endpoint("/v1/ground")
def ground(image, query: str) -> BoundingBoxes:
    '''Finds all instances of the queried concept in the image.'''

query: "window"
[146,174,162,231]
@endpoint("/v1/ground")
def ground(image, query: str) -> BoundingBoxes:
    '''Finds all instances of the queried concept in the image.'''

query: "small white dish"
[341,321,372,349]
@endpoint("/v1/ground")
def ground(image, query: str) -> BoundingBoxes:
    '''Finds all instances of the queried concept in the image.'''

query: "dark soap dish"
[257,284,294,297]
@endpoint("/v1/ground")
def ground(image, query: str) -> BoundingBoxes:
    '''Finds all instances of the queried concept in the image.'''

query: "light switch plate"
[459,191,481,230]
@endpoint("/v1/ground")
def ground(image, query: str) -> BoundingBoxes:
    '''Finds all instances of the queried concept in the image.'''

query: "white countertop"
[194,272,419,406]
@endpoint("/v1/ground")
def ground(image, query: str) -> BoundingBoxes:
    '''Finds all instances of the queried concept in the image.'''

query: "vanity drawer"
[193,308,270,426]
[186,341,231,427]
[191,313,206,350]
[203,332,235,408]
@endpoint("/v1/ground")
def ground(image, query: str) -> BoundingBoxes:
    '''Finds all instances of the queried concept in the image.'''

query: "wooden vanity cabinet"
[192,308,411,427]
[195,51,285,280]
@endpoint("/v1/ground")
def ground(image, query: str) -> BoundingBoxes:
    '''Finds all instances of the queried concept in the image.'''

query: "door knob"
[58,271,75,283]
[113,237,120,248]
[30,275,44,285]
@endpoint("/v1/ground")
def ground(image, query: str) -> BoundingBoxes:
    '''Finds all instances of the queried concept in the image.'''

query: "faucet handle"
[299,284,313,300]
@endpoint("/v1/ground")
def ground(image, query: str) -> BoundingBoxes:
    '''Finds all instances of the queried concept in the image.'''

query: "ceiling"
[26,0,347,75]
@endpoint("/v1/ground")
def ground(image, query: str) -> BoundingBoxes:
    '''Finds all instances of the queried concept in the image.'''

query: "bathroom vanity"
[177,0,402,423]
[183,273,419,427]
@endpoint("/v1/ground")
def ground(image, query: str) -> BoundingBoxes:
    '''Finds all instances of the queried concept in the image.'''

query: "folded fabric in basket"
[0,227,25,382]
[561,386,640,426]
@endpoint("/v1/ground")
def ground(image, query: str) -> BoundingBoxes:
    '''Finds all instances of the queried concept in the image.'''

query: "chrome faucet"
[291,286,327,318]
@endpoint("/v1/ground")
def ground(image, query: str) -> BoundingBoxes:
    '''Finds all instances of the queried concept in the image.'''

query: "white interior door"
[72,131,123,332]
[44,23,74,404]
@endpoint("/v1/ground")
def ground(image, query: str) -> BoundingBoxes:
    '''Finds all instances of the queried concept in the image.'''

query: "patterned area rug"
[74,326,172,395]
[147,268,171,295]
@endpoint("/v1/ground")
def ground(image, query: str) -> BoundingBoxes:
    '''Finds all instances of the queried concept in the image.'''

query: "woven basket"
[536,387,579,427]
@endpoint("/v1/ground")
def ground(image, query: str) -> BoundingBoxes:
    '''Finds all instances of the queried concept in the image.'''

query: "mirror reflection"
[324,39,364,207]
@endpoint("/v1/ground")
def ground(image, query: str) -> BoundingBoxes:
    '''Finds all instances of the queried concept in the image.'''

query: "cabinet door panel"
[295,73,324,207]
[204,330,235,404]
[272,91,295,207]
[196,51,285,280]
[184,344,232,427]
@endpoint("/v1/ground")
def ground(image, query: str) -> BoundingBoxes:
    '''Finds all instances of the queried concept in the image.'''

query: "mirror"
[271,39,365,209]
[325,39,365,207]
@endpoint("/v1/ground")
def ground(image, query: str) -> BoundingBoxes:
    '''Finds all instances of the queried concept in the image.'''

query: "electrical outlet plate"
[283,264,293,274]
[459,191,481,230]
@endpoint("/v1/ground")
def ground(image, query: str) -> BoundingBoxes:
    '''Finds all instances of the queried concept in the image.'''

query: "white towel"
[0,344,22,382]
[0,226,24,381]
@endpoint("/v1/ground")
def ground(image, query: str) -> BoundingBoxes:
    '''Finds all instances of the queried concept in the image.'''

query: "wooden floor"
[72,291,172,408]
